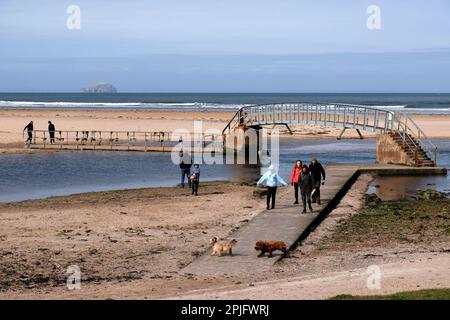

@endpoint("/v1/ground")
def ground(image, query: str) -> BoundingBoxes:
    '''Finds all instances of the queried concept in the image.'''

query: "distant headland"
[81,82,117,93]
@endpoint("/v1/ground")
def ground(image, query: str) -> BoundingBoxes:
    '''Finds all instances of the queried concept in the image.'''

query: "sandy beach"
[2,0,450,306]
[0,108,449,300]
[1,109,450,152]
[0,175,448,300]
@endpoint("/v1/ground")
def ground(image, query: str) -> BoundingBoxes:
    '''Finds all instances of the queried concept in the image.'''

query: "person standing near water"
[309,158,326,205]
[23,121,33,145]
[180,160,192,188]
[298,165,313,213]
[290,160,302,204]
[48,121,56,144]
[257,164,288,210]
[191,163,200,196]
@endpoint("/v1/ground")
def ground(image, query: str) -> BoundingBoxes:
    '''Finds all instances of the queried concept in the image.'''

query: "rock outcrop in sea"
[81,82,117,93]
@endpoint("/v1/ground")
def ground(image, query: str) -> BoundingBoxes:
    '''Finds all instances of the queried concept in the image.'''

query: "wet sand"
[1,176,448,299]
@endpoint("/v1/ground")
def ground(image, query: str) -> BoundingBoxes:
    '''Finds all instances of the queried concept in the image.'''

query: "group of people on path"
[23,121,56,145]
[257,158,325,214]
[179,157,325,210]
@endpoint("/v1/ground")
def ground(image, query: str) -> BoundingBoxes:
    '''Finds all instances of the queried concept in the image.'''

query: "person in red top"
[290,160,302,204]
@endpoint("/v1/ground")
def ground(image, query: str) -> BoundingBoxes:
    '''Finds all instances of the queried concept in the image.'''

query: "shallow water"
[367,175,450,201]
[0,139,449,202]
[0,152,258,202]
[366,139,450,200]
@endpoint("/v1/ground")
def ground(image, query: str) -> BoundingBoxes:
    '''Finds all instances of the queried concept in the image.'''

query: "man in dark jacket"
[23,121,34,145]
[180,160,193,188]
[48,121,56,144]
[298,165,313,213]
[309,158,326,205]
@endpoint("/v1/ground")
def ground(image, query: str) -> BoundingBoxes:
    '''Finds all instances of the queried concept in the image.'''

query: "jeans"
[181,169,191,187]
[49,131,55,144]
[293,183,299,203]
[192,179,199,195]
[26,131,33,144]
[301,190,312,211]
[267,186,277,209]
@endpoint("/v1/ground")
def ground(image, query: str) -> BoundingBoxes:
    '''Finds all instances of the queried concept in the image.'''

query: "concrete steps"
[388,132,435,167]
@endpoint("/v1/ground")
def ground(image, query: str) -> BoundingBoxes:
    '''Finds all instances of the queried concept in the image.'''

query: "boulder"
[416,189,447,200]
[364,193,382,207]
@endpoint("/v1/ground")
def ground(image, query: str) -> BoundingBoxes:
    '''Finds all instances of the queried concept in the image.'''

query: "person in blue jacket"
[191,163,201,196]
[257,164,288,210]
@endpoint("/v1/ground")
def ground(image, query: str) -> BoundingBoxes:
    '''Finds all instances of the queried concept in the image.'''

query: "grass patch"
[444,227,450,236]
[330,288,450,300]
[319,198,450,250]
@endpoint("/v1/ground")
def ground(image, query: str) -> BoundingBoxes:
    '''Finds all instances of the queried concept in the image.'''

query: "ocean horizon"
[1,92,450,114]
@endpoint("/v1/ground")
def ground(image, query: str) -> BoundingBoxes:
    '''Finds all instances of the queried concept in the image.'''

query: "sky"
[0,0,449,92]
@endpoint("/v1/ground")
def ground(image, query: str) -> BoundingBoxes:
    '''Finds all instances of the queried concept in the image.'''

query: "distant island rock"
[82,82,117,93]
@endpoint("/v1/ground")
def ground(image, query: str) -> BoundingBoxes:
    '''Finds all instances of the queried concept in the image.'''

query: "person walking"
[48,121,56,144]
[290,160,302,204]
[23,121,34,145]
[180,160,192,188]
[257,164,288,210]
[191,163,200,196]
[298,165,313,213]
[309,158,326,205]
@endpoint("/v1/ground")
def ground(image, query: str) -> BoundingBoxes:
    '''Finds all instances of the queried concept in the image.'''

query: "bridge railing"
[242,103,395,132]
[224,103,437,164]
[392,112,437,164]
[26,130,223,151]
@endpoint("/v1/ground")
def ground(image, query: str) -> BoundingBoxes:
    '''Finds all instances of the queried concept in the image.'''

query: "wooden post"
[144,132,147,152]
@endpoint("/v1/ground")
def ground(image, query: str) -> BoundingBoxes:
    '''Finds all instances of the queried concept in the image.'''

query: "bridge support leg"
[337,127,364,140]
[356,129,364,139]
[284,124,293,135]
[337,127,347,140]
[223,125,261,165]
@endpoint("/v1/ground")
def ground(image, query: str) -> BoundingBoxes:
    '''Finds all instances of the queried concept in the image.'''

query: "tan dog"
[255,240,287,257]
[210,237,238,256]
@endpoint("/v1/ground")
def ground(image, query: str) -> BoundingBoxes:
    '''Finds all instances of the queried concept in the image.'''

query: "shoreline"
[0,180,245,205]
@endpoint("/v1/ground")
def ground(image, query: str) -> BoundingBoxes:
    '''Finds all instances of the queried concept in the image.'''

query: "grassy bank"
[318,198,450,250]
[330,288,450,300]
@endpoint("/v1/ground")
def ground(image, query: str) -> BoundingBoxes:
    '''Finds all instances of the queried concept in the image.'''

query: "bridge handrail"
[223,102,438,165]
[222,109,241,135]
[27,129,223,146]
[240,102,398,114]
[392,112,437,163]
[30,129,173,135]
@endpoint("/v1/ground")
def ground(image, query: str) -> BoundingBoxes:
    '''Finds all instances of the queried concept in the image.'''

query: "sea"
[0,93,449,202]
[1,92,450,114]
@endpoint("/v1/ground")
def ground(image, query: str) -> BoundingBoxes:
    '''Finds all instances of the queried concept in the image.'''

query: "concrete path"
[182,164,446,276]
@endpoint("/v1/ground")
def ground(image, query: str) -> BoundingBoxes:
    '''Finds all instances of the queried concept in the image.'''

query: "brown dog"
[210,237,238,256]
[255,240,287,257]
